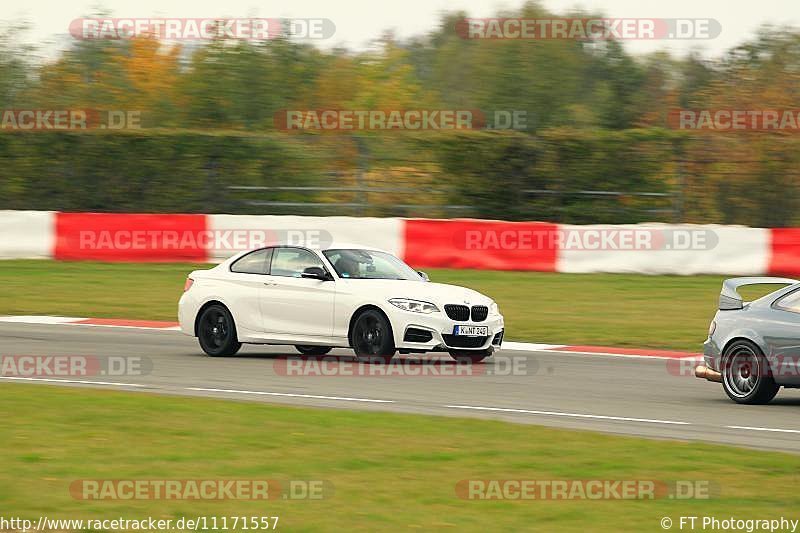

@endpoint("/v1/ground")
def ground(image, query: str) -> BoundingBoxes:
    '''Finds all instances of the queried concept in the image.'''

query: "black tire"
[295,345,333,356]
[351,309,395,363]
[721,340,779,405]
[449,348,493,364]
[197,304,242,357]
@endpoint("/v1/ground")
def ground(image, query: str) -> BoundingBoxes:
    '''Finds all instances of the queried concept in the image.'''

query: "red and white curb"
[503,342,700,361]
[0,315,701,360]
[0,315,180,331]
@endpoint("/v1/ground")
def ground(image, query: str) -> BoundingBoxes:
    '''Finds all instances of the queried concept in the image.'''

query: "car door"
[223,248,273,336]
[260,247,336,338]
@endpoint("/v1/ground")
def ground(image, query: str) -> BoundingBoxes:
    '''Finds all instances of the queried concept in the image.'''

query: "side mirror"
[301,266,333,281]
[417,271,430,282]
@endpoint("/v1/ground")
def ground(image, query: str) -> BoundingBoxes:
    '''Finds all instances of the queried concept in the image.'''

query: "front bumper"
[392,312,505,352]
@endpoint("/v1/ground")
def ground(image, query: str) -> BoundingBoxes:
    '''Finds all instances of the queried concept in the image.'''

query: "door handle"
[263,282,276,286]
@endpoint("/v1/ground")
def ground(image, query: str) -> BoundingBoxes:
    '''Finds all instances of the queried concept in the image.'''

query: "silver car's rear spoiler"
[719,277,799,310]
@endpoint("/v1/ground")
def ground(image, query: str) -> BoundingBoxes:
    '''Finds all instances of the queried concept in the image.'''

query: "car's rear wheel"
[351,309,395,363]
[295,345,332,356]
[449,348,492,364]
[721,340,779,404]
[197,304,241,357]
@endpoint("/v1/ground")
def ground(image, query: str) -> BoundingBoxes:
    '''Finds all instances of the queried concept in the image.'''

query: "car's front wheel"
[197,304,241,357]
[721,340,779,404]
[295,346,333,356]
[351,309,395,363]
[449,348,492,364]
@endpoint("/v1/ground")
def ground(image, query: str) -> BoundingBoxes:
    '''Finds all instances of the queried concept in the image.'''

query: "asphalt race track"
[3,322,800,453]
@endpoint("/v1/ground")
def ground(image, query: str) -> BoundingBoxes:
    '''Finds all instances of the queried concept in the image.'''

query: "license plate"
[453,325,489,336]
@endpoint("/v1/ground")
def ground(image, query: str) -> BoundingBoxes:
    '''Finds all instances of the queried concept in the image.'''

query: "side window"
[776,289,800,314]
[230,248,272,275]
[270,248,324,278]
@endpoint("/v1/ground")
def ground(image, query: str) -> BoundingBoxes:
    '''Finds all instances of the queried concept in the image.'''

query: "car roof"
[221,243,389,264]
[260,241,388,253]
[319,242,387,253]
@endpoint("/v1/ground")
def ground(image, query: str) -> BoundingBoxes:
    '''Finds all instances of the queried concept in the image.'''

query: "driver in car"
[334,254,361,278]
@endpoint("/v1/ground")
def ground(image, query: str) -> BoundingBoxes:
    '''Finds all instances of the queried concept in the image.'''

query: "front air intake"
[441,335,489,348]
[403,328,433,343]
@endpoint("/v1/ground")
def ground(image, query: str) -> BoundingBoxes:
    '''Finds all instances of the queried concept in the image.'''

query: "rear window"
[230,248,272,275]
[775,288,800,314]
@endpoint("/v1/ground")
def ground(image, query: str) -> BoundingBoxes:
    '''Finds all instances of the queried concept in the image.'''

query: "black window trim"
[229,247,273,276]
[772,286,800,314]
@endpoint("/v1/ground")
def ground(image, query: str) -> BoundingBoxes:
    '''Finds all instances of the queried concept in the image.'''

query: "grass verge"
[2,383,799,531]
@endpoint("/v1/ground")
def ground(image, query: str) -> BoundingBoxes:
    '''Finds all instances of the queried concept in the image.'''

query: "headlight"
[490,301,500,315]
[389,298,439,314]
[708,321,716,337]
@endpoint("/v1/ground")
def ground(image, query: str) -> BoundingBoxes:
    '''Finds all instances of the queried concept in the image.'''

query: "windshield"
[323,249,422,280]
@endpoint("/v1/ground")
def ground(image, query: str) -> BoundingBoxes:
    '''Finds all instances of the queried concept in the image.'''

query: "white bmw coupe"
[179,244,504,363]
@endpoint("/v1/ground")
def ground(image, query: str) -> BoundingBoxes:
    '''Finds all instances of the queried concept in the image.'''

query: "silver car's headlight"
[389,298,439,314]
[490,301,500,315]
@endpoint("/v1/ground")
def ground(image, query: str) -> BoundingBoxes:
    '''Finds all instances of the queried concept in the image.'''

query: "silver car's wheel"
[721,340,779,404]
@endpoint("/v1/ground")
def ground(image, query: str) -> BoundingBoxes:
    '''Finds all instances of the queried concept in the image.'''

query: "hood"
[337,279,492,307]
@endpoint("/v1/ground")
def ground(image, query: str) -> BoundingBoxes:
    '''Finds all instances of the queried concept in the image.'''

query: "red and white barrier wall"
[2,210,800,276]
[0,211,55,259]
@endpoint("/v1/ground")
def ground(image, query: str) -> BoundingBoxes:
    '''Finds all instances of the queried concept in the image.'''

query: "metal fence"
[227,185,678,220]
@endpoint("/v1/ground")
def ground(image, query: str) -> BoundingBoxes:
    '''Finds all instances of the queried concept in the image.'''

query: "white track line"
[0,316,180,331]
[186,387,394,403]
[0,376,145,387]
[9,378,800,438]
[547,349,702,361]
[502,342,566,351]
[74,323,181,331]
[0,315,86,324]
[726,425,800,434]
[445,404,690,425]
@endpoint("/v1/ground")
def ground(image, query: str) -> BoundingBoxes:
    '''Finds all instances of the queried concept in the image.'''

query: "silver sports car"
[697,277,800,404]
